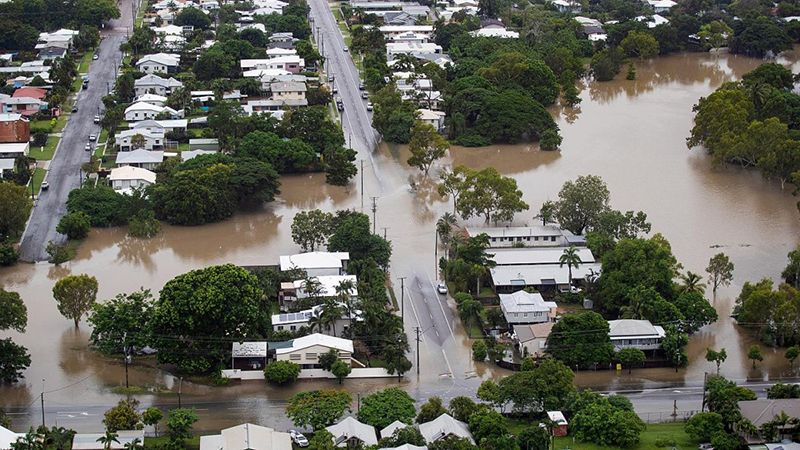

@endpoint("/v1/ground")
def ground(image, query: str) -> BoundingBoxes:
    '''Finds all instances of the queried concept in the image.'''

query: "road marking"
[441,348,453,378]
[426,273,454,336]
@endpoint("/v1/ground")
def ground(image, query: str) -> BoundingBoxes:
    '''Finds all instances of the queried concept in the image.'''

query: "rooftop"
[279,251,349,271]
[231,341,268,358]
[72,431,144,450]
[326,416,378,446]
[499,290,557,313]
[199,423,291,450]
[488,247,596,266]
[513,322,554,343]
[109,166,157,184]
[418,414,473,443]
[490,262,602,286]
[738,399,800,427]
[607,320,666,339]
[274,333,354,355]
[115,150,165,165]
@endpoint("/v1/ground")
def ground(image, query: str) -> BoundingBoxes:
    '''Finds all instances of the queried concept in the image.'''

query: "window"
[290,325,296,331]
[289,354,301,360]
[522,313,528,317]
[305,353,317,360]
[276,325,284,330]
[534,236,539,241]
[551,236,557,242]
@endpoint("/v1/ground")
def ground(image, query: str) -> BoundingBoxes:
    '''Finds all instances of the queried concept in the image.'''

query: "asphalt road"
[18,6,133,262]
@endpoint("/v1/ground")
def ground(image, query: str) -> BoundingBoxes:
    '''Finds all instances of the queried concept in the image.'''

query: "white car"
[436,283,448,295]
[89,134,96,142]
[289,430,308,447]
[343,46,349,52]
[84,143,92,151]
[366,102,373,111]
[93,54,99,60]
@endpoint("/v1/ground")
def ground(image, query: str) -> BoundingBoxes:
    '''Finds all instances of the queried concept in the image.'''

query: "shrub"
[539,128,562,151]
[472,340,487,361]
[454,133,490,147]
[128,209,161,238]
[655,437,676,447]
[46,241,75,265]
[31,132,48,148]
[0,244,18,266]
[264,361,301,384]
[57,212,91,240]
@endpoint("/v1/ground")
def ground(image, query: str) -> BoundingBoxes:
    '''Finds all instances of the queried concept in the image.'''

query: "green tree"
[0,288,27,333]
[679,271,706,295]
[103,399,141,432]
[786,346,800,367]
[456,167,529,223]
[552,175,610,235]
[547,312,613,368]
[291,210,334,252]
[323,147,358,186]
[571,399,645,447]
[472,339,488,361]
[328,212,392,268]
[0,338,30,384]
[358,388,416,429]
[307,430,336,450]
[706,348,728,375]
[468,408,508,445]
[371,84,417,143]
[621,30,660,58]
[408,121,448,175]
[497,358,576,413]
[166,408,197,445]
[318,349,339,371]
[150,264,269,374]
[88,289,153,355]
[518,427,549,450]
[559,246,581,289]
[128,209,160,238]
[706,375,756,426]
[438,167,469,214]
[782,246,800,288]
[766,383,800,399]
[730,16,792,57]
[0,182,32,241]
[330,360,351,384]
[286,390,352,430]
[378,427,426,447]
[56,212,91,240]
[747,345,763,369]
[616,348,646,374]
[428,436,478,450]
[449,396,478,423]
[52,274,99,328]
[264,361,301,384]
[175,7,212,29]
[66,186,129,227]
[141,407,163,437]
[698,20,733,50]
[685,412,725,442]
[416,397,448,424]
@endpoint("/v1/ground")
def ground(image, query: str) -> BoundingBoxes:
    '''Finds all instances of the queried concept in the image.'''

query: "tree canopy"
[358,388,417,429]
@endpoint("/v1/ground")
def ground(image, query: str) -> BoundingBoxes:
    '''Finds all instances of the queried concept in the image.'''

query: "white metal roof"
[199,423,291,450]
[608,320,666,339]
[125,102,165,114]
[547,411,568,425]
[0,426,23,450]
[467,225,565,239]
[72,431,144,450]
[109,166,157,184]
[279,251,349,271]
[0,143,29,153]
[379,420,408,439]
[488,247,595,266]
[490,263,602,287]
[231,341,268,358]
[275,333,354,355]
[292,275,358,297]
[137,53,180,67]
[418,414,473,443]
[499,290,556,314]
[325,416,378,446]
[115,150,164,165]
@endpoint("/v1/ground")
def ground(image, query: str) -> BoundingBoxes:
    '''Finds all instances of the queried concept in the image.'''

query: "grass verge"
[145,436,200,450]
[29,137,59,161]
[553,422,696,450]
[30,167,46,195]
[78,51,94,73]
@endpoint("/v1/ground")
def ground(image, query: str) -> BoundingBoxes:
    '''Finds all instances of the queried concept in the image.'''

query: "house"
[325,416,378,447]
[635,13,669,28]
[108,166,157,194]
[647,0,676,13]
[547,411,568,437]
[279,251,350,276]
[418,414,474,444]
[231,342,268,371]
[513,321,554,358]
[245,99,308,113]
[0,425,23,450]
[467,225,582,248]
[135,93,169,107]
[71,431,145,450]
[115,128,164,151]
[199,423,291,450]
[739,399,800,443]
[379,446,427,450]
[270,81,307,101]
[499,290,557,325]
[188,138,220,151]
[137,53,181,74]
[266,47,298,58]
[607,319,666,351]
[0,158,14,178]
[241,56,305,73]
[379,25,433,40]
[416,109,445,132]
[132,119,188,134]
[390,31,429,43]
[273,333,354,369]
[0,113,30,143]
[134,74,183,96]
[471,24,519,38]
[380,421,409,440]
[0,142,29,159]
[115,149,164,170]
[386,42,442,59]
[181,149,217,161]
[36,29,78,50]
[272,301,362,335]
[37,45,68,61]
[279,274,359,309]
[124,102,180,122]
[489,247,595,266]
[551,0,581,12]
[4,97,47,116]
[488,247,600,292]
[748,443,800,450]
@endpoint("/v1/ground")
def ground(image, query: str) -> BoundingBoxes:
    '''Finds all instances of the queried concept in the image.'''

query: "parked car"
[40,181,49,191]
[289,430,308,447]
[361,92,368,99]
[72,106,78,112]
[343,46,349,52]
[93,53,99,60]
[558,285,582,294]
[332,86,338,93]
[328,74,334,82]
[93,115,100,124]
[698,445,714,450]
[366,102,373,111]
[437,283,448,295]
[337,102,344,111]
[359,82,365,90]
[84,143,92,151]
[88,134,96,142]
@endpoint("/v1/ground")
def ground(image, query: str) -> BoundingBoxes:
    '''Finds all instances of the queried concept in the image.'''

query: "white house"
[266,47,297,58]
[274,333,354,368]
[416,108,445,132]
[379,25,433,39]
[646,0,676,13]
[108,166,157,194]
[488,247,596,266]
[132,118,188,134]
[134,74,184,96]
[0,425,23,450]
[199,423,292,450]
[270,81,306,100]
[231,341,268,371]
[124,102,180,122]
[380,421,409,440]
[279,274,358,309]
[514,321,554,358]
[326,417,378,447]
[279,251,350,276]
[607,319,666,351]
[386,42,442,59]
[488,247,600,292]
[134,93,168,106]
[181,149,217,161]
[499,290,557,325]
[136,53,180,74]
[272,301,362,334]
[240,56,305,73]
[115,149,164,170]
[635,13,669,28]
[116,128,165,151]
[0,142,29,159]
[471,24,519,38]
[468,226,586,248]
[418,414,474,444]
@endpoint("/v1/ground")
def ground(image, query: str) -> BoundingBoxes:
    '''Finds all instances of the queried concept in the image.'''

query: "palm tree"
[123,438,143,450]
[307,314,324,333]
[559,246,581,289]
[11,430,44,450]
[96,431,119,450]
[45,427,75,450]
[679,271,706,295]
[437,213,457,255]
[458,296,483,326]
[302,275,323,305]
[319,298,343,337]
[335,279,357,334]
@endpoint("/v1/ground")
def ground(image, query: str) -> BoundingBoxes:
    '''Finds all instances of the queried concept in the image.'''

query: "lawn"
[553,422,698,450]
[177,142,190,152]
[98,128,108,145]
[144,436,200,450]
[29,136,59,161]
[30,167,46,195]
[53,114,68,132]
[77,51,94,73]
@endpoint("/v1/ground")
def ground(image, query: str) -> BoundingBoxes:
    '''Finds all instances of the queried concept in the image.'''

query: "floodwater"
[3,50,800,431]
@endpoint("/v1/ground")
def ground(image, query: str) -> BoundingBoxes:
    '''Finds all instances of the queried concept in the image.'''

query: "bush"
[472,340,487,361]
[654,437,677,447]
[57,211,91,240]
[539,128,562,151]
[264,361,301,384]
[128,209,161,238]
[46,241,75,265]
[31,132,48,148]
[0,244,18,266]
[454,133,490,147]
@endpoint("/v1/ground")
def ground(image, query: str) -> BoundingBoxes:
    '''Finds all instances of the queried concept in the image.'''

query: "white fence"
[221,367,395,381]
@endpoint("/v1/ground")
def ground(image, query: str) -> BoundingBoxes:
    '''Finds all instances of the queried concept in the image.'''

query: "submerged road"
[18,3,134,262]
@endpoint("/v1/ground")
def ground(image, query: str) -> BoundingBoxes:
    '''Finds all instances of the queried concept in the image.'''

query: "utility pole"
[360,160,364,209]
[41,379,45,428]
[434,226,438,276]
[398,276,406,322]
[123,332,130,389]
[370,196,378,234]
[701,371,708,412]
[415,327,421,375]
[382,227,388,240]
[178,377,183,408]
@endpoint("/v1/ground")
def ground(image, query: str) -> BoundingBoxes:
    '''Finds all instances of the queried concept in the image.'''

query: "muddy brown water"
[2,50,800,431]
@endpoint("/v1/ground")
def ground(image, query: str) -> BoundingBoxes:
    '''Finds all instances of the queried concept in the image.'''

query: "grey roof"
[418,414,473,443]
[514,322,554,343]
[738,399,800,427]
[272,310,313,325]
[607,320,665,338]
[115,149,164,164]
[326,417,378,446]
[134,74,183,88]
[499,290,556,313]
[488,247,596,266]
[270,81,307,92]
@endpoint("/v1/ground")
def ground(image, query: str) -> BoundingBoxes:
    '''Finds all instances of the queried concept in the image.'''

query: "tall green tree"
[166,409,198,445]
[88,289,154,355]
[52,274,99,328]
[358,388,416,429]
[559,246,581,288]
[407,121,449,175]
[286,390,352,430]
[103,399,141,432]
[551,175,610,235]
[706,348,727,375]
[547,312,613,368]
[456,167,529,223]
[707,253,735,293]
[0,288,29,383]
[0,182,32,242]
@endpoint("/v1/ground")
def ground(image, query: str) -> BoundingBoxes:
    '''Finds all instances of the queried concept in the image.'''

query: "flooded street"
[3,50,800,431]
